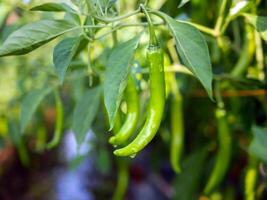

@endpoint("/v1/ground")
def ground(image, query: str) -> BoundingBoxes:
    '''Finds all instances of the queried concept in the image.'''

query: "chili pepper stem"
[140,4,158,46]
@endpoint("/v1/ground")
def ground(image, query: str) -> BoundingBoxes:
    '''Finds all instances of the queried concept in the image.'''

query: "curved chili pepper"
[109,75,139,145]
[46,90,64,149]
[204,107,232,194]
[170,87,184,173]
[114,45,165,157]
[113,110,122,135]
[231,24,255,77]
[114,20,165,157]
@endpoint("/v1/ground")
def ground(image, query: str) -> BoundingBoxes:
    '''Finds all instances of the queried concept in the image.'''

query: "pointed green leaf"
[72,86,101,145]
[8,120,22,146]
[71,0,85,7]
[244,14,267,41]
[30,2,77,13]
[158,12,213,99]
[20,87,53,133]
[249,126,267,164]
[64,12,81,25]
[0,20,80,57]
[104,35,141,130]
[53,36,82,83]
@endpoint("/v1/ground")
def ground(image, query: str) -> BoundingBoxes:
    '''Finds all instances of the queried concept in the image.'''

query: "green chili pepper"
[112,110,122,134]
[46,90,64,149]
[244,156,258,200]
[112,159,129,200]
[204,107,232,195]
[170,86,184,173]
[113,5,165,157]
[109,75,139,145]
[230,24,255,77]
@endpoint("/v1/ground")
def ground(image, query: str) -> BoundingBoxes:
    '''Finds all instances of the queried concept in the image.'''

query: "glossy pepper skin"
[46,90,64,149]
[114,45,165,157]
[170,88,184,173]
[109,76,139,145]
[204,107,232,194]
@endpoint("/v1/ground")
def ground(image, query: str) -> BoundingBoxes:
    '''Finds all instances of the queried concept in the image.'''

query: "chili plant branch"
[92,9,140,23]
[214,0,230,34]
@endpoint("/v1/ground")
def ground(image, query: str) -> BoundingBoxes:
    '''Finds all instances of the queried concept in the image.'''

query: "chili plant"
[0,0,267,199]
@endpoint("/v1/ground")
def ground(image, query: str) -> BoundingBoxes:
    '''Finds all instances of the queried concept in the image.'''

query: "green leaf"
[73,36,89,58]
[178,0,190,8]
[8,120,21,146]
[64,12,81,25]
[20,87,53,133]
[8,119,30,166]
[30,2,77,13]
[71,0,88,13]
[71,0,85,7]
[174,147,208,199]
[0,20,80,57]
[244,14,267,41]
[72,86,101,145]
[159,12,213,99]
[53,36,82,83]
[104,35,141,130]
[249,126,267,164]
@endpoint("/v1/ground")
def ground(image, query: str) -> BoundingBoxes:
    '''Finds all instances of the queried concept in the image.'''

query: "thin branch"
[92,9,140,23]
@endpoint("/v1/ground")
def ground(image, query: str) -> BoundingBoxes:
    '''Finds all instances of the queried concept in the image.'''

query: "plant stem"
[82,24,108,28]
[87,43,93,86]
[220,17,231,35]
[93,9,140,23]
[93,22,164,40]
[215,0,230,33]
[215,81,224,108]
[186,21,217,36]
[140,4,158,46]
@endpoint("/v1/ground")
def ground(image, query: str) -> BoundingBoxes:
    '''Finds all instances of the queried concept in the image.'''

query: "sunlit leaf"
[30,2,77,13]
[0,20,80,57]
[158,12,213,99]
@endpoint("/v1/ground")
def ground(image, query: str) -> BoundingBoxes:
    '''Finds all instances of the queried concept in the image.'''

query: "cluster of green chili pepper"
[110,4,165,157]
